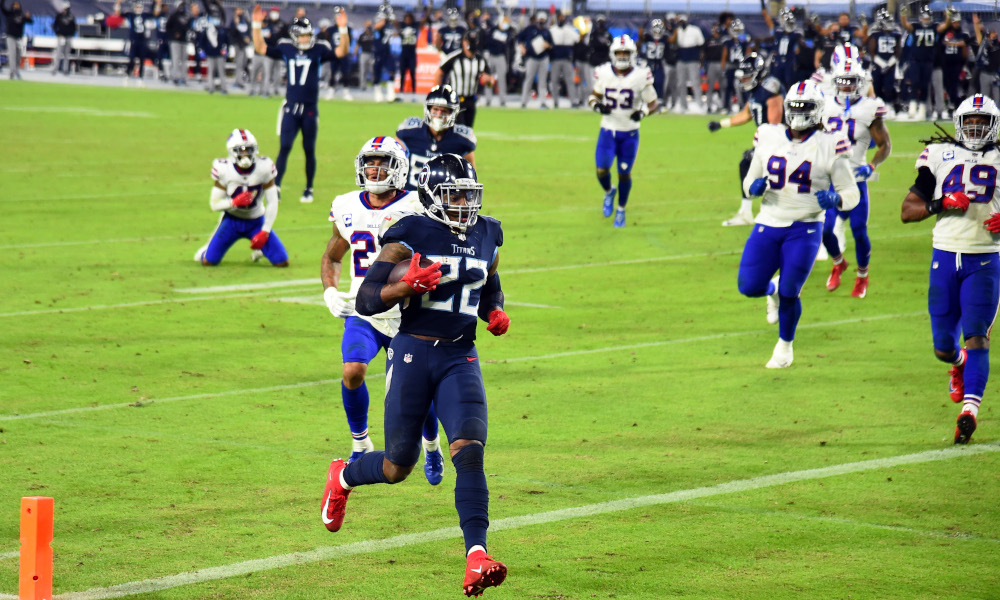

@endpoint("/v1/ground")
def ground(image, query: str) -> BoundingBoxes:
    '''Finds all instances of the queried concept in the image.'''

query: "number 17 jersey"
[592,63,657,132]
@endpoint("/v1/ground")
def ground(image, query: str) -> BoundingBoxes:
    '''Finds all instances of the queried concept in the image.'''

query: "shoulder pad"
[379,211,423,244]
[211,158,228,180]
[761,76,782,95]
[397,116,424,132]
[315,38,332,50]
[277,37,295,47]
[452,125,477,145]
[480,215,503,247]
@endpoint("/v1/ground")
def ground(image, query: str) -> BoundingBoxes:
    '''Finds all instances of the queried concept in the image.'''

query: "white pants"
[549,58,575,107]
[674,60,702,110]
[520,56,549,106]
[54,36,72,73]
[205,55,227,92]
[485,52,508,104]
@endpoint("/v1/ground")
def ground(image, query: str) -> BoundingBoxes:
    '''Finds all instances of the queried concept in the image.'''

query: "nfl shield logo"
[403,353,413,363]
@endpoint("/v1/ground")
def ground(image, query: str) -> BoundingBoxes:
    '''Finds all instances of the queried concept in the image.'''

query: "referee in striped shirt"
[434,29,495,127]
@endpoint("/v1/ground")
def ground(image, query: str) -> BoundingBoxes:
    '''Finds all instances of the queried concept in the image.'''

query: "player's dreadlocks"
[919,122,960,146]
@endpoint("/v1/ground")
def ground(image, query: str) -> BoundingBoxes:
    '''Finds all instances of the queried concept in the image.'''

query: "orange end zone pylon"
[19,497,53,600]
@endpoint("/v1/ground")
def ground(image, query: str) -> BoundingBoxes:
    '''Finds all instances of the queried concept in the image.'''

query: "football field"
[1,81,998,599]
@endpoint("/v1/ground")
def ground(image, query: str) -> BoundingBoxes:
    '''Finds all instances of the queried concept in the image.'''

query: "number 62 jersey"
[916,144,1000,253]
[592,63,657,132]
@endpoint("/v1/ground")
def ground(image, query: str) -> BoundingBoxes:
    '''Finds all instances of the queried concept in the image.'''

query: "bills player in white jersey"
[321,136,446,495]
[812,43,874,100]
[194,129,288,266]
[821,55,892,299]
[739,80,860,368]
[588,34,658,228]
[901,94,1000,444]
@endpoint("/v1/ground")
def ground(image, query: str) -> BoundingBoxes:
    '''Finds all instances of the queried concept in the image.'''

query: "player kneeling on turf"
[194,128,289,266]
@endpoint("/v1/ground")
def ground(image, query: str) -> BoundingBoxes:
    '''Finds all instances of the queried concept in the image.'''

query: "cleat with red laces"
[827,260,850,291]
[954,411,977,445]
[851,276,868,298]
[463,549,507,597]
[949,349,967,402]
[321,459,351,532]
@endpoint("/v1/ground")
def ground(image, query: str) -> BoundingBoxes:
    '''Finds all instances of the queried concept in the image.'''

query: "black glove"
[708,121,721,132]
[630,110,645,122]
[592,102,611,114]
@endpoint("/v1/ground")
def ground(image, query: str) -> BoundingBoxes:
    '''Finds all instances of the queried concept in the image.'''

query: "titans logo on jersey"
[265,38,337,104]
[380,213,503,341]
[749,76,784,128]
[395,117,477,190]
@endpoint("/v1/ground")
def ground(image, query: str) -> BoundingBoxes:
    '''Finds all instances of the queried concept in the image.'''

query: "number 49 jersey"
[916,144,1000,254]
[329,190,424,336]
[211,156,277,219]
[380,213,503,342]
[749,124,856,226]
[822,96,887,175]
[592,63,657,132]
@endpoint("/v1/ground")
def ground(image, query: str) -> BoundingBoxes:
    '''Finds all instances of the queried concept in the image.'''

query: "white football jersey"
[211,157,277,219]
[592,63,657,132]
[328,190,424,336]
[822,96,887,175]
[916,144,1000,254]
[747,124,857,226]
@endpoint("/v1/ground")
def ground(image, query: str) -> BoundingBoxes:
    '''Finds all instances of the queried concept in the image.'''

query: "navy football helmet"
[424,84,460,132]
[735,52,767,91]
[416,154,483,232]
[290,17,315,50]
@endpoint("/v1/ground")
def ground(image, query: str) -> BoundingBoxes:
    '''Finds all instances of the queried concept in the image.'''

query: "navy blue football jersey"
[909,23,937,62]
[381,213,503,341]
[125,12,156,42]
[395,117,478,190]
[749,75,784,126]
[266,38,338,104]
[772,30,801,66]
[439,25,466,55]
[640,33,666,66]
[871,30,901,60]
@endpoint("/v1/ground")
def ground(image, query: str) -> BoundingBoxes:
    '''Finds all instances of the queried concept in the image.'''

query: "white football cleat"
[300,188,314,204]
[251,250,264,262]
[766,339,794,369]
[766,276,780,325]
[722,210,754,227]
[193,243,209,262]
[373,86,384,103]
[342,89,354,101]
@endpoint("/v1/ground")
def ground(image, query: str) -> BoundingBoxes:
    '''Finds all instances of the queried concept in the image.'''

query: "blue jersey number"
[826,116,856,143]
[423,256,488,316]
[766,156,813,193]
[942,164,998,202]
[603,88,635,110]
[350,231,376,277]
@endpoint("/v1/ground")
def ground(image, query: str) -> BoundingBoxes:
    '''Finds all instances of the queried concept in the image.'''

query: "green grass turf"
[1,80,998,599]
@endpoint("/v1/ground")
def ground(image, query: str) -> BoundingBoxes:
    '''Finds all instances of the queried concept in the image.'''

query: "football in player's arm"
[588,34,658,228]
[900,93,1000,445]
[320,154,509,598]
[738,80,860,369]
[194,129,288,267]
[320,136,446,485]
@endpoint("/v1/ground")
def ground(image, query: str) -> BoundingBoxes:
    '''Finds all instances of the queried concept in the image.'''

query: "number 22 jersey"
[592,63,657,132]
[916,144,1000,253]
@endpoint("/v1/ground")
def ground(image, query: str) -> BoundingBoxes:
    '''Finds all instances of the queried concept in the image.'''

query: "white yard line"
[0,310,923,423]
[1,106,155,118]
[0,551,17,560]
[0,291,287,319]
[1,185,203,203]
[0,443,986,600]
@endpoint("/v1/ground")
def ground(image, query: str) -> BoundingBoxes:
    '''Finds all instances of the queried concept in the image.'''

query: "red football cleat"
[954,411,977,445]
[463,549,507,597]
[321,459,351,532]
[949,349,967,403]
[851,276,868,298]
[826,260,849,291]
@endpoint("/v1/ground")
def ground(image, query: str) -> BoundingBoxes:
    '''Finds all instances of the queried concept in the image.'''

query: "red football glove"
[401,252,442,293]
[250,230,269,250]
[985,213,1000,233]
[486,309,510,336]
[942,191,971,212]
[232,190,254,207]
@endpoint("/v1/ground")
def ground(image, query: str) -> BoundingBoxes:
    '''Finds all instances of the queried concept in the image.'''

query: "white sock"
[740,198,753,214]
[962,401,980,418]
[467,544,486,557]
[776,338,793,353]
[422,436,440,454]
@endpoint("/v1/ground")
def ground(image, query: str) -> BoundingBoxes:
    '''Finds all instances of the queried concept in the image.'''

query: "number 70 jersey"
[592,63,657,132]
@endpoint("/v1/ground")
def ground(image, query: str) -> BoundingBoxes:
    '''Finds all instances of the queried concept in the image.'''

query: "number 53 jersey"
[329,190,424,336]
[749,124,856,226]
[592,63,657,132]
[917,144,1000,253]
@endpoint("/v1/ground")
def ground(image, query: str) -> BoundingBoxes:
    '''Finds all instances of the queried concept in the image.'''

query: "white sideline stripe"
[0,310,924,423]
[0,291,287,318]
[0,551,17,560]
[1,106,156,118]
[0,225,328,251]
[22,443,996,600]
[1,185,203,203]
[270,296,561,309]
[176,279,318,293]
[476,131,591,142]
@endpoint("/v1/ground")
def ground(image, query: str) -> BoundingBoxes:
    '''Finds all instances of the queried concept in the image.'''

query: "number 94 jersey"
[916,144,1000,253]
[380,213,503,342]
[592,63,657,132]
[329,190,424,336]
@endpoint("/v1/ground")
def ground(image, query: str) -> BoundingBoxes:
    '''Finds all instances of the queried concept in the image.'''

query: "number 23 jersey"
[916,144,1000,253]
[592,63,657,132]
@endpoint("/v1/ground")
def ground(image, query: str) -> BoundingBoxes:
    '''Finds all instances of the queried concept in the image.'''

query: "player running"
[321,136,447,485]
[322,154,510,597]
[588,34,659,228]
[194,128,288,267]
[251,4,349,204]
[901,93,1000,444]
[396,84,478,191]
[739,80,860,368]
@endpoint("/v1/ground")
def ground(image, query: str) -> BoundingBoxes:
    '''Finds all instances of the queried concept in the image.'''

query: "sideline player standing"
[194,129,289,267]
[588,34,659,228]
[396,84,477,190]
[709,51,785,226]
[901,93,1000,444]
[251,3,349,204]
[321,136,447,484]
[322,154,510,597]
[739,80,859,368]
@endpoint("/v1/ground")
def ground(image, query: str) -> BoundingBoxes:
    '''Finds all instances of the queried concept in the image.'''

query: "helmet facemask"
[956,112,999,150]
[835,73,862,102]
[425,101,457,132]
[231,143,257,169]
[425,179,483,231]
[613,49,633,70]
[356,152,404,194]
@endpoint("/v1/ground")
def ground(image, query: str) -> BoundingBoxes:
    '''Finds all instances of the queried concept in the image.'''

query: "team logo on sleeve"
[943,150,955,161]
[344,214,353,226]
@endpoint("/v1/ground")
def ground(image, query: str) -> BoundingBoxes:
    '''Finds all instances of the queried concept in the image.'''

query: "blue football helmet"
[416,154,483,232]
[290,17,315,50]
[735,52,766,91]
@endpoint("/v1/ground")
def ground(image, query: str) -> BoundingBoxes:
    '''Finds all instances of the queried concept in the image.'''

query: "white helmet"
[954,94,1000,151]
[226,128,258,170]
[354,136,409,194]
[610,34,637,70]
[784,80,826,131]
[830,42,860,74]
[832,53,866,102]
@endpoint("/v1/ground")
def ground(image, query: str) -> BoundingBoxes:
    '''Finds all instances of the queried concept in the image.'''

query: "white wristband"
[252,23,261,29]
[720,118,732,128]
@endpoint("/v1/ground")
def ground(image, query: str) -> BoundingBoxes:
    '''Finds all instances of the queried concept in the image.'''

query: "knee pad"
[451,442,484,474]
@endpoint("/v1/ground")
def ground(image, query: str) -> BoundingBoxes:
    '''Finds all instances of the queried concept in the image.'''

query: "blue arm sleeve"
[477,272,504,321]
[356,261,395,316]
